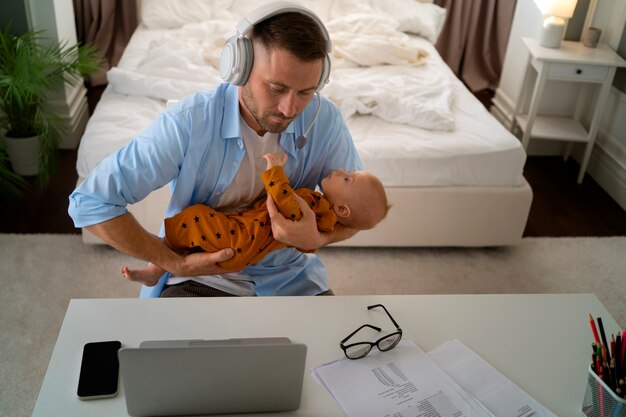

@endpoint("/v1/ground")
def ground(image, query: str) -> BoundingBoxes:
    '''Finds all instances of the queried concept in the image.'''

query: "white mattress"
[77,24,525,187]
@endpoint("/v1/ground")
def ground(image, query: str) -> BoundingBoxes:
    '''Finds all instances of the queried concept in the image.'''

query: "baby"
[122,152,389,286]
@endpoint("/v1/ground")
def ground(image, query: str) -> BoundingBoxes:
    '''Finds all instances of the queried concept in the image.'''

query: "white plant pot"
[3,132,40,176]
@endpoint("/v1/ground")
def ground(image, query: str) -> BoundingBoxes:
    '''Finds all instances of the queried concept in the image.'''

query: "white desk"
[33,294,620,417]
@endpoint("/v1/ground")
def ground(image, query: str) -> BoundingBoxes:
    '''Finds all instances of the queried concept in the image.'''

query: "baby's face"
[321,169,369,204]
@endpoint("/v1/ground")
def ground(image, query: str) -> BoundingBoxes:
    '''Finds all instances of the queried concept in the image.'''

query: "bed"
[78,0,532,247]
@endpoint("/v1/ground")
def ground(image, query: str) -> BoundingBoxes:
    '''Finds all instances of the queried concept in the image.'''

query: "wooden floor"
[523,157,626,236]
[1,88,626,237]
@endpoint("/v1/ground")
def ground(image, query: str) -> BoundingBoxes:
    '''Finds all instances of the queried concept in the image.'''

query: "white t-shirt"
[166,116,282,295]
[217,117,281,211]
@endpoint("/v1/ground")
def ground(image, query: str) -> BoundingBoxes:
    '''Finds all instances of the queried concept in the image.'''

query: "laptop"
[118,338,307,417]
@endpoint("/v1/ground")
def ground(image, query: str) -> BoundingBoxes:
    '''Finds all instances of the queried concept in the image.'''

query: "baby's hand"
[263,152,288,170]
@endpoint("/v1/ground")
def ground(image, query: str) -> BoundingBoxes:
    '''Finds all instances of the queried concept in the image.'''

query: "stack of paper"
[312,339,557,417]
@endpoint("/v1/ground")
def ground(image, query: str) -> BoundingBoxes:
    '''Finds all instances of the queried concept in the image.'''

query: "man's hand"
[266,193,326,251]
[86,213,239,280]
[122,247,237,287]
[170,248,237,277]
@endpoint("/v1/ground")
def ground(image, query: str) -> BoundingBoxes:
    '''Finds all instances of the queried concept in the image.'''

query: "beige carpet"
[1,234,625,417]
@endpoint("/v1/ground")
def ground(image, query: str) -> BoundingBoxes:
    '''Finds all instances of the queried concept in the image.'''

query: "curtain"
[73,0,139,86]
[434,0,517,93]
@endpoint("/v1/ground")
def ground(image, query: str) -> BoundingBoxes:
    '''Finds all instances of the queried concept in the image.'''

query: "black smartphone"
[77,340,121,400]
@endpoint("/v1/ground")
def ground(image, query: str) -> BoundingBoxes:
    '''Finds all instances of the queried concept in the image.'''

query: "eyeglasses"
[340,304,403,360]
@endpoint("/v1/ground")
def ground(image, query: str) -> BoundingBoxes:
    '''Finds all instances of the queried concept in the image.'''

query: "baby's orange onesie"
[164,166,337,270]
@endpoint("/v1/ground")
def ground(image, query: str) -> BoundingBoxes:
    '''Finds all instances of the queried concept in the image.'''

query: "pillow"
[140,0,334,29]
[367,0,447,43]
[140,0,235,29]
[228,0,333,21]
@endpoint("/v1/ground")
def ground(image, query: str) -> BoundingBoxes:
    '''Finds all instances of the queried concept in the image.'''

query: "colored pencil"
[597,317,612,363]
[620,330,626,377]
[590,314,601,345]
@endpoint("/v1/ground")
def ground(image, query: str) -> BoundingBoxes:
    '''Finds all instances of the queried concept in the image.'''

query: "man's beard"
[241,87,292,133]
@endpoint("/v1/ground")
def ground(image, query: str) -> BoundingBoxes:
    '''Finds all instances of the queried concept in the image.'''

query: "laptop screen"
[118,338,307,417]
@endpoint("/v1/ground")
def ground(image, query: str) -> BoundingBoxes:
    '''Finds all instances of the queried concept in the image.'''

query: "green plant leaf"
[0,26,101,187]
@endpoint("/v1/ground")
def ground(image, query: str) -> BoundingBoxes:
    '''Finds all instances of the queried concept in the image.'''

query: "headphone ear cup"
[316,55,331,92]
[220,36,254,85]
[220,36,237,83]
[237,37,254,85]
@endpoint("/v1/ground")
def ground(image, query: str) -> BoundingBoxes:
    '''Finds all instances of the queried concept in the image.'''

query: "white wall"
[23,0,89,149]
[493,0,626,209]
[587,0,626,209]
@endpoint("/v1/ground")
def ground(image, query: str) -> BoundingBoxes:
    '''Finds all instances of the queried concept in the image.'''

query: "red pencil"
[589,314,601,345]
[619,330,626,372]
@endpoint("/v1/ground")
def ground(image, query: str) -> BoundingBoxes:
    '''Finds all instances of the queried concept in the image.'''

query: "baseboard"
[58,100,89,150]
[587,136,626,211]
[49,81,90,150]
[490,89,515,129]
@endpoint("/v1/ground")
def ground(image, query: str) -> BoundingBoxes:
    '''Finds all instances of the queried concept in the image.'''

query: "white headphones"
[219,2,332,92]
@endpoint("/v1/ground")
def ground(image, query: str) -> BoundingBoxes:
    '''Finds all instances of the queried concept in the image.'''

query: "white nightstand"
[511,37,626,183]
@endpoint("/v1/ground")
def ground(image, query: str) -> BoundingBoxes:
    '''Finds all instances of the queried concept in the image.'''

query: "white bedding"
[77,0,525,187]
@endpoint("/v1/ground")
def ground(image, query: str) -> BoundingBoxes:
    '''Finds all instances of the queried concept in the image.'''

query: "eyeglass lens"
[344,333,402,359]
[377,333,401,351]
[344,344,372,359]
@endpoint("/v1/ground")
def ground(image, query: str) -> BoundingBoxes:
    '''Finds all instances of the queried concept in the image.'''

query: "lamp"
[533,0,578,48]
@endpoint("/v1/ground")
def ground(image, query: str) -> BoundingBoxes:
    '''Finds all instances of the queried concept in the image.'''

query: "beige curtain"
[434,0,517,93]
[73,0,139,86]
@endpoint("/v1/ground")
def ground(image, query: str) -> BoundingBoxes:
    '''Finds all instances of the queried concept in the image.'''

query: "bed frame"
[81,178,532,247]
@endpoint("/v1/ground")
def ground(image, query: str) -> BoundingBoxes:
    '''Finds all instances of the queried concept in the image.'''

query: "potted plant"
[0,26,100,186]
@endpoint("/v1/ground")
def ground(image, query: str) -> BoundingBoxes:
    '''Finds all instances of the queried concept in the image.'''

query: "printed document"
[312,340,493,417]
[428,339,557,417]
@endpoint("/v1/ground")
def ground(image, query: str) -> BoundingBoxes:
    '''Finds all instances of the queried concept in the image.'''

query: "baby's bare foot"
[121,265,160,287]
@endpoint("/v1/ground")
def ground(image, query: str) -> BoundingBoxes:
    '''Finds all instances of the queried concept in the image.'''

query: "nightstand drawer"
[547,63,608,82]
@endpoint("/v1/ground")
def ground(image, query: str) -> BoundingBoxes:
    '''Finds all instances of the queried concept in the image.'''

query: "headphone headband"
[220,1,332,91]
[234,2,332,53]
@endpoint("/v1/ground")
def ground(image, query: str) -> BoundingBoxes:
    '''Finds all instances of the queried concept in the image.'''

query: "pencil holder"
[582,365,626,417]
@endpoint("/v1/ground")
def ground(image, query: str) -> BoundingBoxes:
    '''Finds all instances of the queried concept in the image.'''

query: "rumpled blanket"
[107,13,455,131]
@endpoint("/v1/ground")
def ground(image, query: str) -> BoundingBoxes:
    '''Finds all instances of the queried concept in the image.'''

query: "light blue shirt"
[68,83,363,298]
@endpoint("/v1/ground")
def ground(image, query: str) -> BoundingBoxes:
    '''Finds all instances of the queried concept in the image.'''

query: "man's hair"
[251,12,327,62]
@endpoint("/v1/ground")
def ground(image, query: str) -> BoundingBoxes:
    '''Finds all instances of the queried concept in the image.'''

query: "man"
[68,4,363,297]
